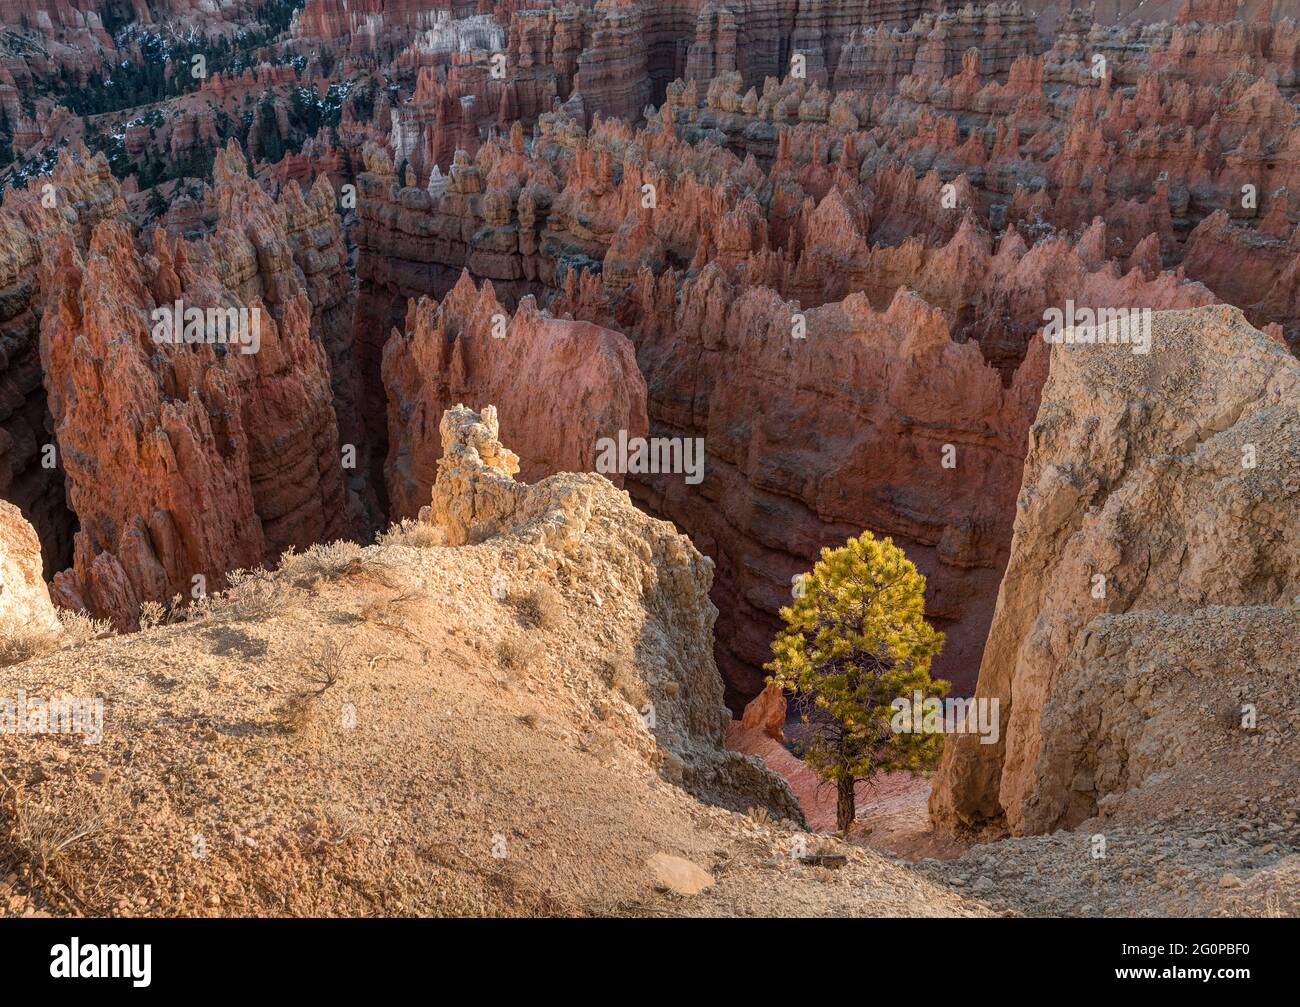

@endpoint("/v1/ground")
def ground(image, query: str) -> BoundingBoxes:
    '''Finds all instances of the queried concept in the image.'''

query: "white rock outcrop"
[0,499,61,639]
[931,306,1300,835]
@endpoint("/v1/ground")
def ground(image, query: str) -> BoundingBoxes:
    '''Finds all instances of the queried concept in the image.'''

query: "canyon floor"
[731,733,1297,918]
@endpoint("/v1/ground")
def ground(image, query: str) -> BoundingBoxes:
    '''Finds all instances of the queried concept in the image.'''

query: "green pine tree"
[146,186,168,220]
[766,531,948,832]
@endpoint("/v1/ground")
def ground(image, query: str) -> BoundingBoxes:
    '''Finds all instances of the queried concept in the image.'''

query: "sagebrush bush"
[513,584,564,630]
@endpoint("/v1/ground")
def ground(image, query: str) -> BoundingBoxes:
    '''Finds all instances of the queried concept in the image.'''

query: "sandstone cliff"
[37,146,357,629]
[931,305,1300,836]
[0,148,127,576]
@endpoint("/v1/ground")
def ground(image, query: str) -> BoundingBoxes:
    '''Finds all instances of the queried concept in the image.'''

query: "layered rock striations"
[352,90,1220,701]
[39,219,267,626]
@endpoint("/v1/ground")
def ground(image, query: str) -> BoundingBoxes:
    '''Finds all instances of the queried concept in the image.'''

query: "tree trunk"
[836,775,856,833]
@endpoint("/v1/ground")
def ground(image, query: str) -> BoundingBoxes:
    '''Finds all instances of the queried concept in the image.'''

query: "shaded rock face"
[931,306,1300,836]
[427,403,805,822]
[0,498,60,637]
[36,145,357,629]
[0,148,127,576]
[277,171,378,532]
[382,270,648,520]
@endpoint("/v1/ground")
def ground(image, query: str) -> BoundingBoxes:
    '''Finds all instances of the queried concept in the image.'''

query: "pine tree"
[146,186,168,220]
[766,531,948,833]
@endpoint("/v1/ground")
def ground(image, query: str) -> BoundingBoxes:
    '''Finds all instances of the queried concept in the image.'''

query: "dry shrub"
[279,541,401,591]
[277,642,348,733]
[0,770,115,913]
[377,519,444,548]
[358,588,424,625]
[1,609,118,668]
[0,624,62,669]
[512,584,564,630]
[209,567,286,622]
[310,640,348,691]
[601,657,647,708]
[138,594,188,631]
[56,609,116,646]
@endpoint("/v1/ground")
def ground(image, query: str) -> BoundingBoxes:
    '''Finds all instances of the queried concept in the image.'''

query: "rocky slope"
[5,404,1289,918]
[0,405,996,918]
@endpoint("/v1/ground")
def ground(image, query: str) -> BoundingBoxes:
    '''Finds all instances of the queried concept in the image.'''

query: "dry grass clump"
[180,551,370,626]
[376,518,444,548]
[0,624,63,669]
[1,609,117,668]
[278,541,402,591]
[512,583,564,630]
[600,657,647,708]
[357,588,424,625]
[355,589,433,658]
[495,634,541,684]
[276,692,320,735]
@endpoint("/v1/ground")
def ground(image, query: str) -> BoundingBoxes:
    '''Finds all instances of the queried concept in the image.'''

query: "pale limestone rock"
[931,305,1300,836]
[0,500,60,638]
[426,404,804,823]
[647,852,715,895]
